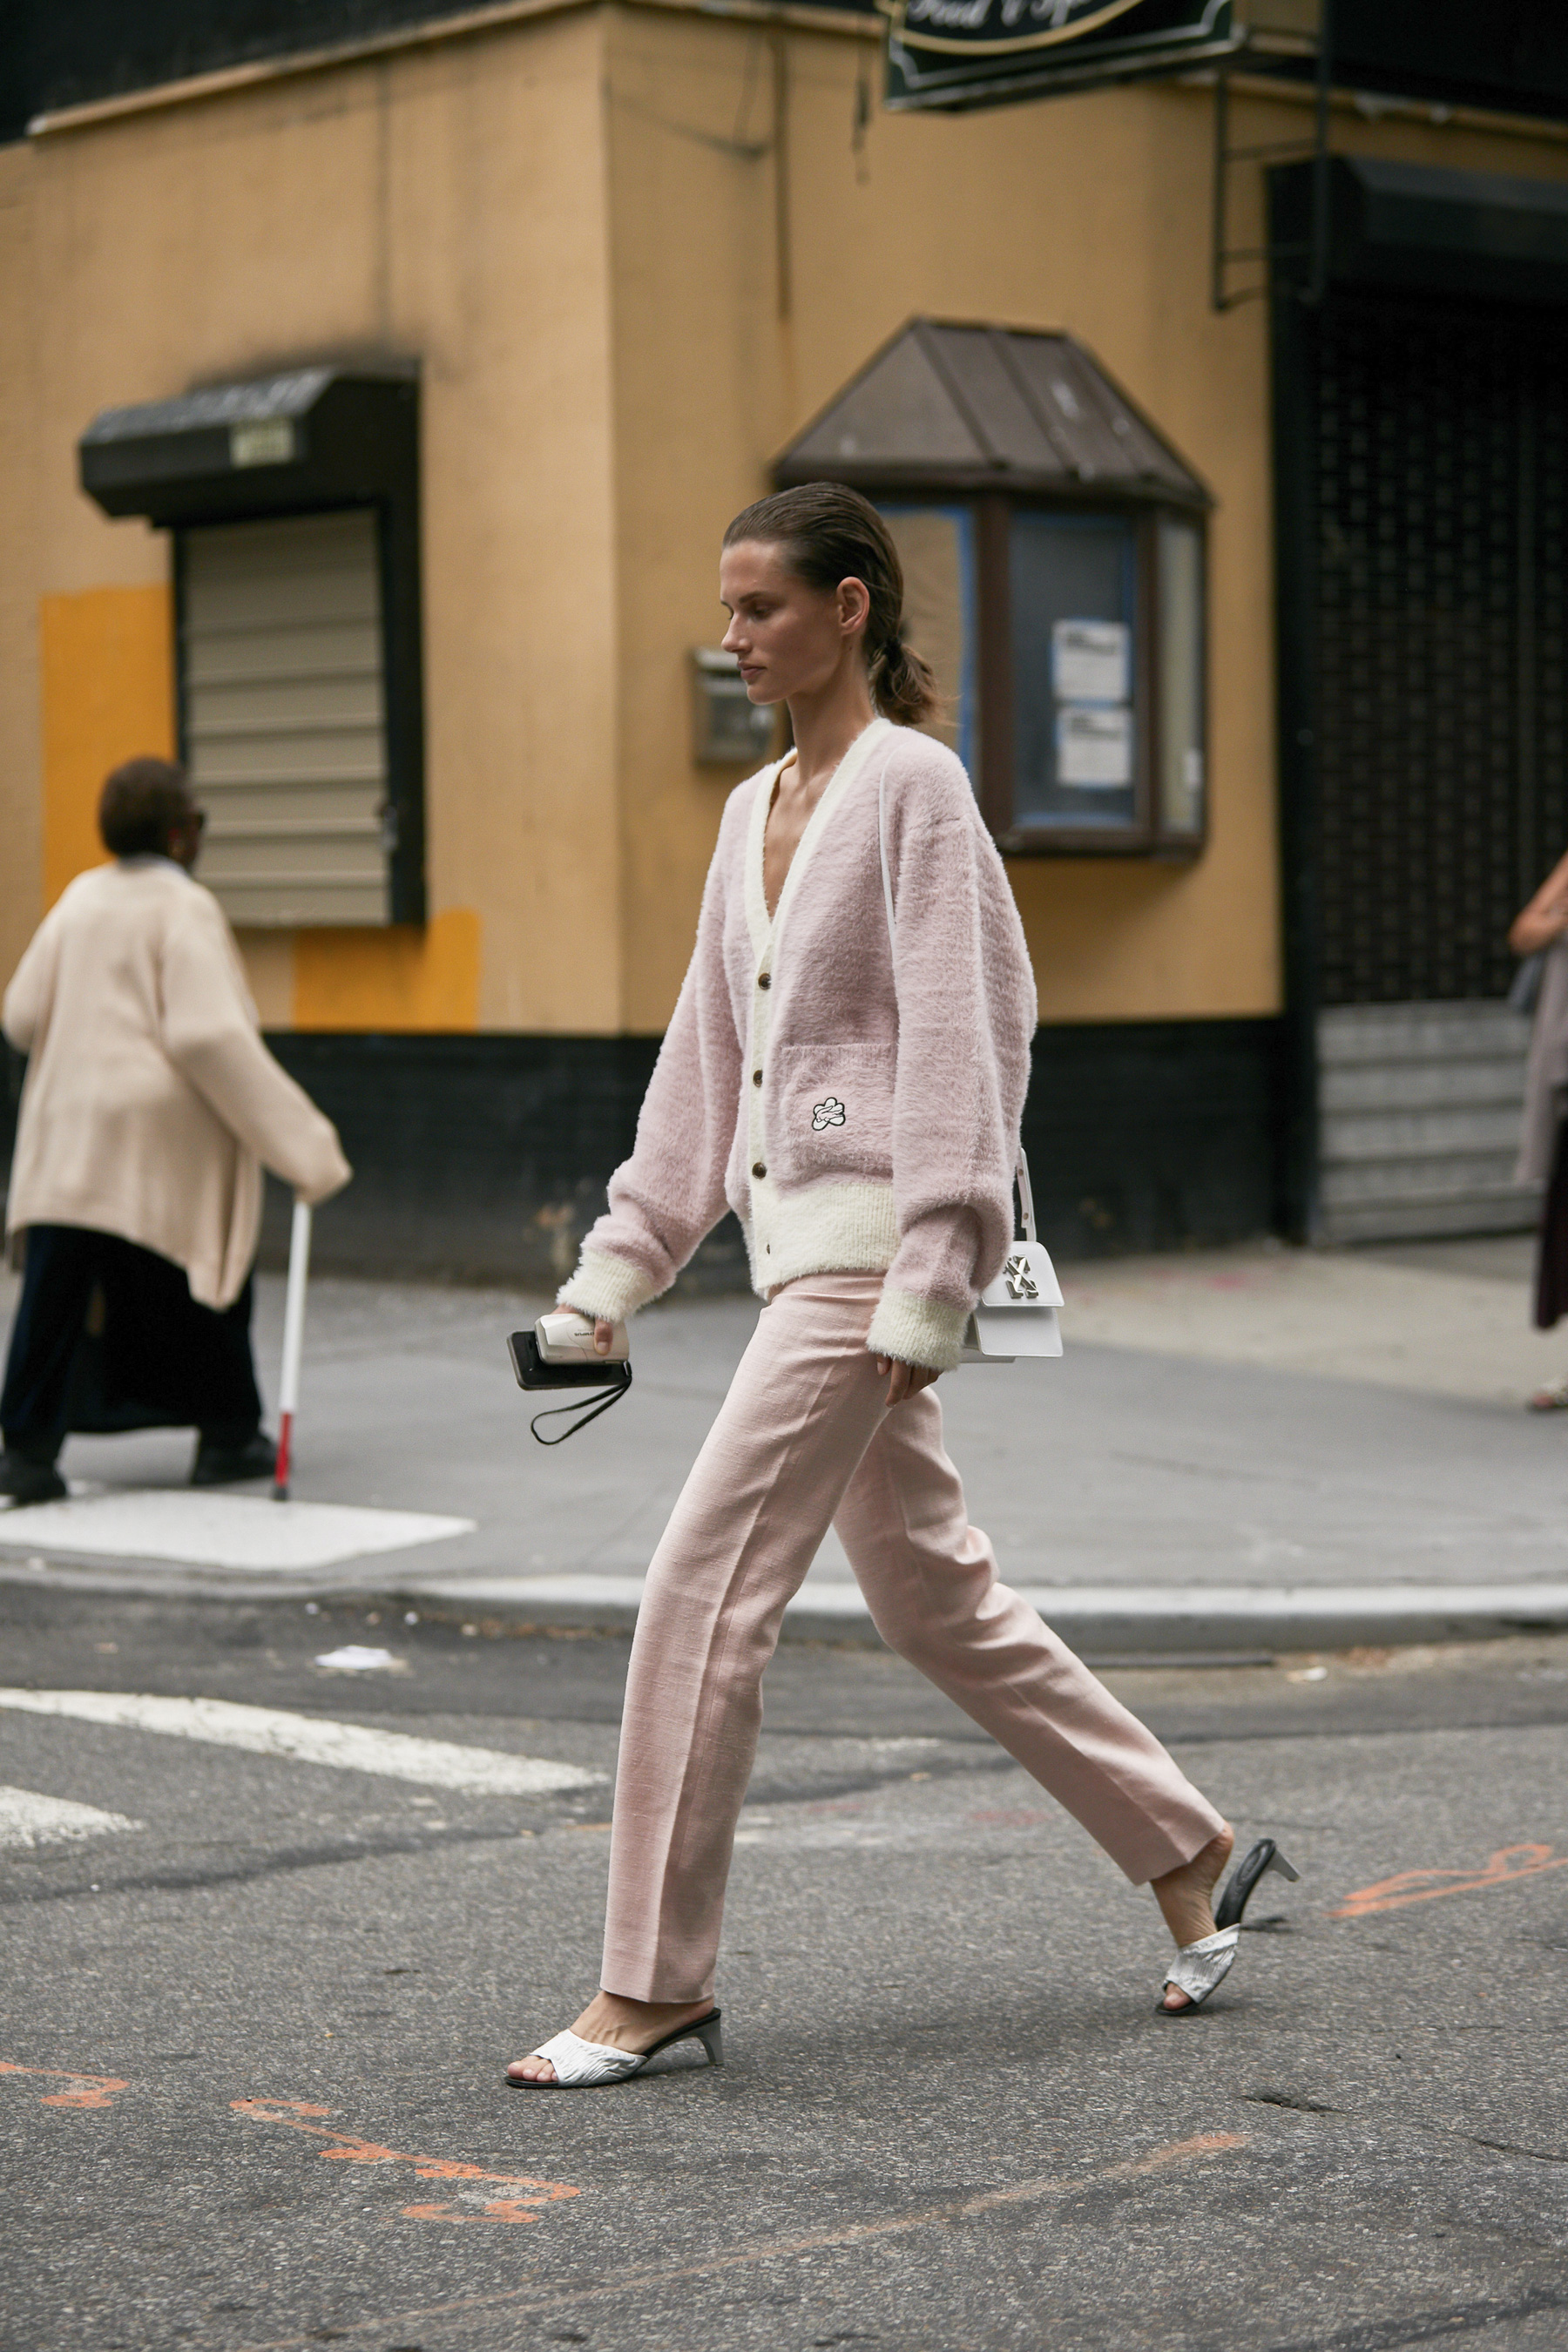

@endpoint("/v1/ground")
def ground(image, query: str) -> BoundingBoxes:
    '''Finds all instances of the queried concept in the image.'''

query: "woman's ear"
[837,575,871,641]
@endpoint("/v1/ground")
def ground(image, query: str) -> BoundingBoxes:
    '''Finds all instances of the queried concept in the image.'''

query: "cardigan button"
[752,1161,766,1179]
[757,971,771,990]
[752,1069,762,1086]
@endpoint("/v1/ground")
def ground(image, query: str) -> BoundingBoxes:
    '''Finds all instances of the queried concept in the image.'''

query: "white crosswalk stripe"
[0,1691,603,1795]
[0,1785,142,1849]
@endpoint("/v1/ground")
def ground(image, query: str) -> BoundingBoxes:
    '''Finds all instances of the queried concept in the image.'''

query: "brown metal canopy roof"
[774,319,1210,508]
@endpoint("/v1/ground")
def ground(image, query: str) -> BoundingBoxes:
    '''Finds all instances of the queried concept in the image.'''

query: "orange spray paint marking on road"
[400,2198,547,2225]
[1333,1843,1568,1919]
[225,2129,1250,2351]
[231,2099,579,2220]
[0,2061,128,2110]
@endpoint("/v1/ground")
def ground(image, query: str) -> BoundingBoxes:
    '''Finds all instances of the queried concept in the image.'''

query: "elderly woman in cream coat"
[1,758,349,1504]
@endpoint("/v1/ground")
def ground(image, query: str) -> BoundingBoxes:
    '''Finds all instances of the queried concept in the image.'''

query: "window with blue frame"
[879,495,1206,857]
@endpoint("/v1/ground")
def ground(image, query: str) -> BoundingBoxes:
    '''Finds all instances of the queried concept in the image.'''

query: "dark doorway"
[1274,195,1568,1244]
[1310,291,1568,1010]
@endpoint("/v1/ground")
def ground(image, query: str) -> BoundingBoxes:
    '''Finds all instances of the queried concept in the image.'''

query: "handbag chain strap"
[877,748,1034,1248]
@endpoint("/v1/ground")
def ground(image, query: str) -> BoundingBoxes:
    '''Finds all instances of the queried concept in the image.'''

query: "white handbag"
[958,1147,1064,1363]
[877,749,1064,1369]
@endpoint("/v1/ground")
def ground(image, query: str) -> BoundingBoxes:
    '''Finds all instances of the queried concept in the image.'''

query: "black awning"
[1272,156,1568,309]
[79,363,417,526]
[774,319,1210,506]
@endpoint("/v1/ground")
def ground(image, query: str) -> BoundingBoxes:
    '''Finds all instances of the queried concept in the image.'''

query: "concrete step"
[1321,1058,1531,1115]
[1317,1000,1538,1242]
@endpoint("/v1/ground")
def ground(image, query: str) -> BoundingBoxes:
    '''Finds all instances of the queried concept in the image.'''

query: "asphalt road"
[3,1593,1568,2352]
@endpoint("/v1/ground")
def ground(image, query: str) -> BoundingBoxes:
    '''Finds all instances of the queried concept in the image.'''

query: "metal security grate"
[1312,293,1568,1008]
[179,509,390,927]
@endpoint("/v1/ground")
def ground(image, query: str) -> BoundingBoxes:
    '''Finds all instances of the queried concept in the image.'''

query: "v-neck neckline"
[761,749,799,923]
[744,719,890,963]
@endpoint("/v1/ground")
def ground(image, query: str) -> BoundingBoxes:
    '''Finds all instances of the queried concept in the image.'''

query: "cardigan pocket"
[773,1042,896,1182]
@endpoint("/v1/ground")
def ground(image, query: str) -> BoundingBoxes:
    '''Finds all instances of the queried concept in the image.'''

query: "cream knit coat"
[3,860,351,1309]
[561,719,1037,1372]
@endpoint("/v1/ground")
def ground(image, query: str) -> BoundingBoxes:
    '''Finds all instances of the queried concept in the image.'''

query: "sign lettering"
[884,0,1237,112]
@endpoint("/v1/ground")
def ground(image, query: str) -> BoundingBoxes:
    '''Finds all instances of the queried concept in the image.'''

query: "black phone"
[507,1331,632,1393]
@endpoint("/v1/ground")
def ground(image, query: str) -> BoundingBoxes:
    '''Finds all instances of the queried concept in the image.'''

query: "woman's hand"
[590,1319,616,1355]
[876,1355,941,1407]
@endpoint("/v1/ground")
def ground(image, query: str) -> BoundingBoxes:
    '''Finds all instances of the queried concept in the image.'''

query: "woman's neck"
[785,664,877,797]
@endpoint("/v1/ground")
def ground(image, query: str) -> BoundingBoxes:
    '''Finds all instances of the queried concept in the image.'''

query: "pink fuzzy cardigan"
[560,719,1037,1371]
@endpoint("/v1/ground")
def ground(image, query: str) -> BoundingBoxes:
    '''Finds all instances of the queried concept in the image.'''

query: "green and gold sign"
[883,0,1238,112]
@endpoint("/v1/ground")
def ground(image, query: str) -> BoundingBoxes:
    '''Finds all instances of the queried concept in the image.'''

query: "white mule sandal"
[1158,1837,1300,2017]
[1158,1925,1240,2014]
[507,2008,724,2088]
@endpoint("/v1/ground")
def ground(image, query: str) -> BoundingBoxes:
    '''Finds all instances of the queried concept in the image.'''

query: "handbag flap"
[977,1240,1064,1312]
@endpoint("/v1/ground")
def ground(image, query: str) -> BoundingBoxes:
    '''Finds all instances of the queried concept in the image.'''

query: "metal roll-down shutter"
[180,509,389,926]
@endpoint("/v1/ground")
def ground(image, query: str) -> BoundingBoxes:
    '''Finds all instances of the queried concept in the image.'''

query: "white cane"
[272,1197,313,1502]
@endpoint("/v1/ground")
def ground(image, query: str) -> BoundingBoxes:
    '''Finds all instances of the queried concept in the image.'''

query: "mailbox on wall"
[691,646,776,767]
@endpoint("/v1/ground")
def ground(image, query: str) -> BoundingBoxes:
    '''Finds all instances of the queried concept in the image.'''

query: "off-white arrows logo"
[1003,1253,1038,1301]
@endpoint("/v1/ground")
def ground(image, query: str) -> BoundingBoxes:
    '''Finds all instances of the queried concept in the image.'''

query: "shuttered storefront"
[1305,290,1568,1239]
[179,508,391,926]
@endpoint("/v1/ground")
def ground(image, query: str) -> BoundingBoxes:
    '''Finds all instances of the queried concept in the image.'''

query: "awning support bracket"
[1211,1,1334,311]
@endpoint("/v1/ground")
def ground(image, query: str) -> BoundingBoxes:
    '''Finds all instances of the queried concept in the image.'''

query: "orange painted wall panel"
[38,585,176,910]
[292,907,483,1031]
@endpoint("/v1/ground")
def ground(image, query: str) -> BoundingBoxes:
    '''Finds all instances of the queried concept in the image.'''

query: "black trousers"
[0,1225,263,1465]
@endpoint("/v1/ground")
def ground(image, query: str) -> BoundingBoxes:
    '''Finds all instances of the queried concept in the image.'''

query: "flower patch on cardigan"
[811,1097,847,1132]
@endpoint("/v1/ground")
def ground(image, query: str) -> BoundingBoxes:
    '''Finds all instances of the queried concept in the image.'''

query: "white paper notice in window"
[1057,705,1132,787]
[1052,619,1129,706]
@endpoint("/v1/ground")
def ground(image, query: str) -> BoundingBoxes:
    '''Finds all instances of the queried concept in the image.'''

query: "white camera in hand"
[534,1311,630,1365]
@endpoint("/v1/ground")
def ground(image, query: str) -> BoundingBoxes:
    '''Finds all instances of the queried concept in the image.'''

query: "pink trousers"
[601,1273,1225,2003]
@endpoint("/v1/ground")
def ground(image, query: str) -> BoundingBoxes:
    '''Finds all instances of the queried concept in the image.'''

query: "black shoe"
[0,1450,68,1506]
[191,1432,277,1488]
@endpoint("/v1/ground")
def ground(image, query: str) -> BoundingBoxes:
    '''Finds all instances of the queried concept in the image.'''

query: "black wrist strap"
[529,1365,632,1446]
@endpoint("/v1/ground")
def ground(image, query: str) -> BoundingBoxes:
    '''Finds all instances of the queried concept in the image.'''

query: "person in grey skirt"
[1511,849,1568,1403]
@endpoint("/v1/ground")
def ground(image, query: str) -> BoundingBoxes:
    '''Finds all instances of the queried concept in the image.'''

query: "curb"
[5,1560,1568,1655]
[396,1574,1568,1654]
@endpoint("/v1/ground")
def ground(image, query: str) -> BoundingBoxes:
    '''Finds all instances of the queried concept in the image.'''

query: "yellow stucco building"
[3,1,1567,1279]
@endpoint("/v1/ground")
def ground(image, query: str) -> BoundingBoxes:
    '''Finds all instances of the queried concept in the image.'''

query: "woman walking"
[509,486,1286,2086]
[2,757,349,1503]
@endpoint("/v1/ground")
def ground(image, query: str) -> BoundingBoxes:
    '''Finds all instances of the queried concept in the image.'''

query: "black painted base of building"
[254,1033,751,1292]
[1019,1017,1285,1262]
[3,1023,1284,1291]
[259,1022,1284,1287]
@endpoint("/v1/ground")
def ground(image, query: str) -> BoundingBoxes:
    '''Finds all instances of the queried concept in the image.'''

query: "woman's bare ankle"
[1151,1823,1234,1950]
[578,1990,712,2048]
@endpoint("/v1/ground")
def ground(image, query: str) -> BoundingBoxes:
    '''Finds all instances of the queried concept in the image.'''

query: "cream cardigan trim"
[743,720,892,965]
[564,1182,905,1328]
[559,1246,662,1327]
[742,1177,900,1296]
[743,721,895,1286]
[866,1286,970,1375]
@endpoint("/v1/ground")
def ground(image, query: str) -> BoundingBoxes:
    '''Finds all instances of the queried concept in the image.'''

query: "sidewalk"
[4,1238,1568,1652]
